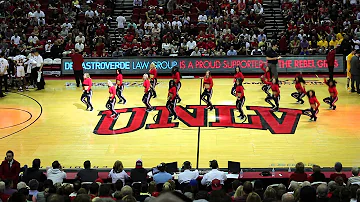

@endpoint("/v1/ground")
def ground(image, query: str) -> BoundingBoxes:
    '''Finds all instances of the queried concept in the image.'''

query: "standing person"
[115,69,126,104]
[350,50,360,94]
[0,151,20,188]
[291,74,306,104]
[166,80,178,120]
[116,13,126,35]
[326,46,336,81]
[323,78,338,110]
[15,56,26,92]
[262,78,281,112]
[171,66,181,103]
[235,78,246,122]
[260,63,271,96]
[33,50,44,90]
[106,80,119,119]
[0,53,8,97]
[70,49,84,87]
[231,67,244,96]
[346,49,355,91]
[149,62,157,98]
[201,70,214,110]
[142,74,154,112]
[265,40,281,79]
[81,73,93,111]
[303,90,320,122]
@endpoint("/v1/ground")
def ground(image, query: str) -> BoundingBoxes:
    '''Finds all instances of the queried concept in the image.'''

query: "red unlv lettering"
[94,105,303,135]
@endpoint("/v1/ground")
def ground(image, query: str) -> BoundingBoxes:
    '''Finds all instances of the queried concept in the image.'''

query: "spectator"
[76,160,98,182]
[75,40,85,53]
[98,184,115,200]
[348,167,360,186]
[28,179,39,201]
[112,47,123,57]
[0,150,20,188]
[153,163,172,185]
[22,158,47,184]
[227,46,237,56]
[3,180,16,195]
[130,159,147,184]
[234,181,252,202]
[300,37,310,55]
[247,192,262,202]
[330,162,348,184]
[75,33,86,44]
[89,182,99,199]
[198,12,208,25]
[190,47,202,56]
[308,165,326,183]
[44,40,53,58]
[316,184,328,202]
[317,37,329,54]
[0,182,10,202]
[289,162,308,183]
[116,13,126,34]
[282,193,295,202]
[95,38,105,57]
[254,180,264,199]
[46,161,67,184]
[10,33,21,46]
[109,160,129,184]
[229,180,241,197]
[162,39,172,56]
[263,187,276,202]
[201,160,227,186]
[178,161,199,185]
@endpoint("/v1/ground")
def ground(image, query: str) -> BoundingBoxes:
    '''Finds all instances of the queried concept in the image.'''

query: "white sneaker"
[28,85,34,89]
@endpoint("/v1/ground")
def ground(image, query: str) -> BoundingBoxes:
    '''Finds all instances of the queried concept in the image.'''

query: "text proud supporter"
[179,58,340,69]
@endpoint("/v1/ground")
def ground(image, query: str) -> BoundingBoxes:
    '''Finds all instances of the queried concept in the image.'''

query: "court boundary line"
[0,93,43,139]
[0,108,33,129]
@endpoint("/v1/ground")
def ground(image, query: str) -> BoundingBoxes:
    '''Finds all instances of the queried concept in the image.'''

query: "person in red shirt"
[231,67,244,96]
[171,66,181,103]
[201,70,214,110]
[289,162,308,183]
[95,38,105,57]
[323,78,338,110]
[235,78,246,122]
[70,49,84,87]
[124,32,135,43]
[291,74,306,104]
[260,63,271,96]
[262,78,280,112]
[166,80,178,120]
[115,69,126,104]
[106,80,119,119]
[81,73,93,111]
[303,90,320,121]
[149,62,157,98]
[330,162,348,183]
[326,46,336,80]
[0,151,20,188]
[142,74,154,112]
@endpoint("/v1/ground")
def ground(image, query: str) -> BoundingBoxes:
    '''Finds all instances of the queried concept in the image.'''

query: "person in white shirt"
[85,9,95,18]
[178,161,199,184]
[108,160,130,184]
[201,160,227,186]
[28,35,39,44]
[61,21,73,32]
[198,13,208,24]
[75,33,86,44]
[33,50,44,90]
[254,1,264,15]
[186,39,197,51]
[116,14,126,34]
[0,53,8,97]
[190,47,202,56]
[44,40,53,58]
[75,41,85,52]
[11,34,21,45]
[34,9,45,25]
[144,19,155,30]
[171,17,182,29]
[47,161,67,184]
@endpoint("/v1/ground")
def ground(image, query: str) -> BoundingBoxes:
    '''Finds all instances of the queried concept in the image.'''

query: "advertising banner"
[61,56,344,75]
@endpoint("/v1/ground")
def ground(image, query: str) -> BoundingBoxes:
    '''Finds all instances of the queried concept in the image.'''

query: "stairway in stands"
[262,0,285,40]
[109,0,134,47]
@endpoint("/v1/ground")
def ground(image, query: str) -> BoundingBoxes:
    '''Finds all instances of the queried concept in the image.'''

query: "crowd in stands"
[1,150,360,202]
[0,0,114,59]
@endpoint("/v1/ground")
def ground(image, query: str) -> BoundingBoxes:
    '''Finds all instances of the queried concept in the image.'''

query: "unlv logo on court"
[93,105,303,135]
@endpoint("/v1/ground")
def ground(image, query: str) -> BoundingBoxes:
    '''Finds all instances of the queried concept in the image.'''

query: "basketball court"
[1,77,359,169]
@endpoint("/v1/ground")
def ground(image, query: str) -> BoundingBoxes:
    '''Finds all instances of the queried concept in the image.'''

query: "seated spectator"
[0,182,10,202]
[263,186,276,202]
[153,163,172,185]
[22,159,47,184]
[300,186,316,202]
[234,181,252,202]
[75,41,85,53]
[34,8,45,25]
[186,38,197,53]
[254,180,264,199]
[190,47,202,56]
[348,167,360,186]
[308,165,325,183]
[300,37,310,55]
[316,184,328,202]
[47,161,67,184]
[317,37,329,54]
[198,12,208,25]
[227,46,237,56]
[98,184,115,200]
[330,162,348,183]
[290,37,300,55]
[95,38,105,57]
[89,182,99,199]
[289,162,308,183]
[109,160,129,184]
[201,160,227,186]
[45,40,53,58]
[130,159,147,183]
[3,180,16,195]
[76,160,98,182]
[0,151,20,188]
[75,33,86,44]
[229,180,241,197]
[254,1,264,15]
[112,47,123,57]
[282,193,295,202]
[178,161,199,185]
[28,179,39,201]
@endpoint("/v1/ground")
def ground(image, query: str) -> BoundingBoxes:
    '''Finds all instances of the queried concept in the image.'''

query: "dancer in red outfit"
[323,78,338,110]
[115,69,126,104]
[231,66,244,96]
[235,78,246,122]
[260,63,271,96]
[81,73,93,111]
[171,66,181,103]
[149,63,158,98]
[142,74,154,112]
[291,74,306,104]
[262,78,280,112]
[201,70,214,110]
[303,90,320,121]
[166,80,178,120]
[106,80,119,119]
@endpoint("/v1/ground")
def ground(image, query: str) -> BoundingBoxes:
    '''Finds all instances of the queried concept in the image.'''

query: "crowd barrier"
[61,55,345,75]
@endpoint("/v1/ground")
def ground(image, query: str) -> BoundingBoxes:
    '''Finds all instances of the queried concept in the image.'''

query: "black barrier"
[61,56,344,75]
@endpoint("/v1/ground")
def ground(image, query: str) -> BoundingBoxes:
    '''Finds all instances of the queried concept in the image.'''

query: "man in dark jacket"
[130,159,147,183]
[326,46,336,80]
[76,160,98,182]
[0,151,20,188]
[22,159,46,184]
[350,50,360,94]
